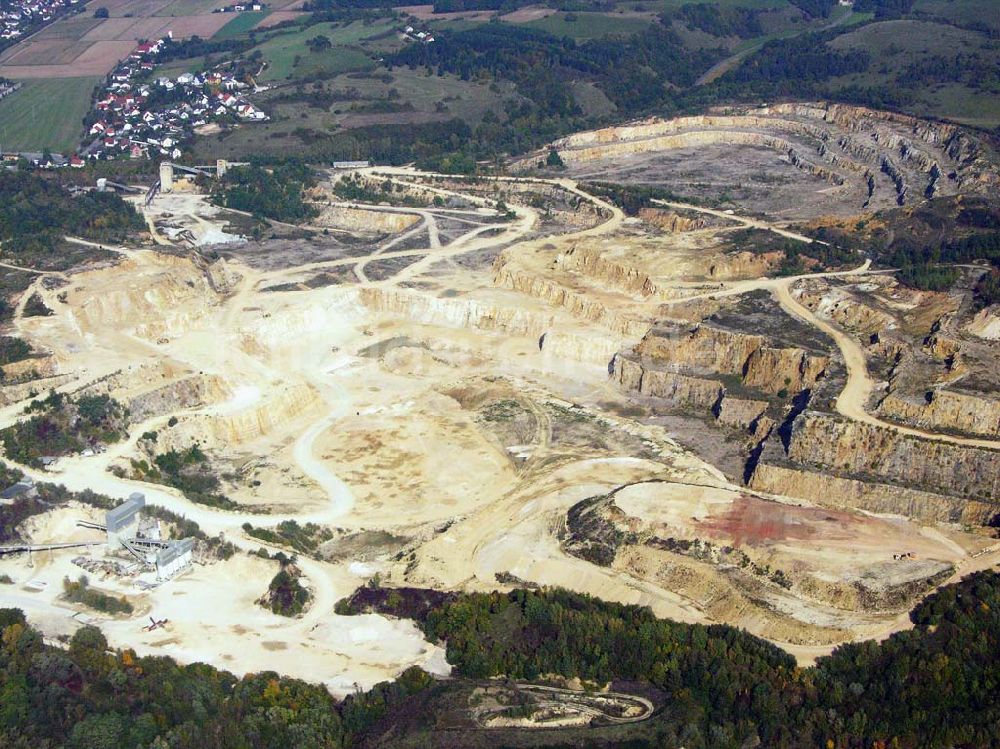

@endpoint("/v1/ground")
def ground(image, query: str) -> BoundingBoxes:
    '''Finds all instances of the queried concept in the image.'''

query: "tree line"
[1,569,998,747]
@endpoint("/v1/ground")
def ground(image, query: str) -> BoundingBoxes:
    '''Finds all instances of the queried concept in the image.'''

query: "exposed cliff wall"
[785,411,1000,502]
[557,130,845,186]
[314,205,421,234]
[554,115,826,149]
[1,356,56,381]
[636,325,828,394]
[126,374,230,423]
[360,286,553,338]
[637,208,706,233]
[555,244,657,297]
[716,397,769,430]
[492,256,651,337]
[612,355,775,433]
[749,462,996,524]
[612,354,722,410]
[163,383,320,448]
[877,390,1000,440]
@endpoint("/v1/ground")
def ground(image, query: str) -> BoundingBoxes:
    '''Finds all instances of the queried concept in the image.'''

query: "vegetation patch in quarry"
[242,518,333,555]
[212,161,320,224]
[62,574,134,616]
[333,173,439,208]
[0,390,126,467]
[128,442,242,511]
[258,557,311,617]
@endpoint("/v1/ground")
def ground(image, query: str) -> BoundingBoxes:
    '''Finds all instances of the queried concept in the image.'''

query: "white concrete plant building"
[155,538,194,581]
[105,492,145,551]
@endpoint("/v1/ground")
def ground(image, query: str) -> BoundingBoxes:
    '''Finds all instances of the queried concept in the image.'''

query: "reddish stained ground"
[698,495,864,547]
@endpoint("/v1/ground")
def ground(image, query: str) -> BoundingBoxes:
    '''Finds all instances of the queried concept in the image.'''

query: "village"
[84,35,268,162]
[0,0,83,46]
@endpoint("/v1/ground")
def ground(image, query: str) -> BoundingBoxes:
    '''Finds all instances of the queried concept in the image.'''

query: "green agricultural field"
[252,19,396,81]
[0,77,99,153]
[214,10,271,39]
[520,12,653,40]
[31,15,103,41]
[157,0,231,16]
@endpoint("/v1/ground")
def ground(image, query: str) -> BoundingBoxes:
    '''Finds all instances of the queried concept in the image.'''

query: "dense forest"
[212,161,320,223]
[352,573,1000,748]
[1,570,998,747]
[663,3,763,39]
[0,610,434,749]
[0,172,143,269]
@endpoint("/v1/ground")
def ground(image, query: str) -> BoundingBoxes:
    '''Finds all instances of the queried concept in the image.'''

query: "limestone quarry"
[2,102,1000,692]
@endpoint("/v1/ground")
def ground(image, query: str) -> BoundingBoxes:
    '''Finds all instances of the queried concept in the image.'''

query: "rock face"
[359,287,622,365]
[637,208,706,233]
[492,255,650,337]
[636,325,828,394]
[1,356,56,381]
[784,411,1000,503]
[749,463,996,525]
[611,355,776,435]
[314,205,420,234]
[556,244,657,297]
[612,355,722,411]
[127,374,229,423]
[877,390,1000,440]
[716,397,769,430]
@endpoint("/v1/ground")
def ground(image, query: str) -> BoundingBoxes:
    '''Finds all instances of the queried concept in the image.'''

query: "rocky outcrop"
[877,390,1000,440]
[556,244,657,297]
[749,462,996,524]
[361,286,553,338]
[716,397,769,430]
[557,130,846,187]
[880,155,908,205]
[611,355,722,411]
[613,355,776,435]
[492,256,651,337]
[967,306,1000,340]
[359,287,623,365]
[707,251,783,280]
[314,205,421,234]
[637,208,706,233]
[1,355,56,381]
[126,374,230,423]
[768,102,1000,194]
[636,325,828,394]
[784,411,1000,502]
[553,115,827,150]
[165,383,320,448]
